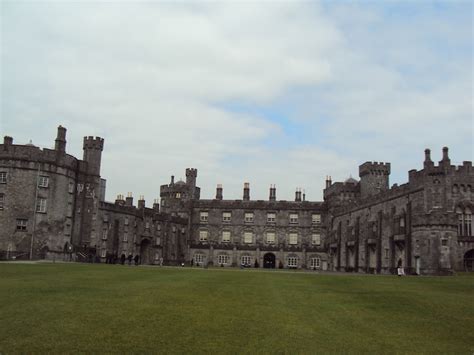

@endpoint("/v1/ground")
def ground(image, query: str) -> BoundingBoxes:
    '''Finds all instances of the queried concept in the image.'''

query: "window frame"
[199,230,208,242]
[38,176,49,188]
[311,233,321,246]
[16,218,27,231]
[244,212,254,223]
[267,212,276,223]
[288,233,298,245]
[222,230,231,243]
[243,231,253,244]
[266,231,276,244]
[36,198,47,213]
[289,213,299,224]
[200,211,209,222]
[0,172,7,184]
[222,212,232,223]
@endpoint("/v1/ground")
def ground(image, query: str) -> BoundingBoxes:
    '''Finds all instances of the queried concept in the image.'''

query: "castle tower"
[55,125,67,153]
[83,136,104,176]
[186,168,197,187]
[359,162,391,198]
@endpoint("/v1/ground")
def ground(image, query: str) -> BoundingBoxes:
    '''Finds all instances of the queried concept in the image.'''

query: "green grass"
[0,263,473,354]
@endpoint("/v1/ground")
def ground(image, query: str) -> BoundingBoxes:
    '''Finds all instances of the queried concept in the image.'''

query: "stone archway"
[140,239,152,265]
[263,253,276,269]
[464,250,474,271]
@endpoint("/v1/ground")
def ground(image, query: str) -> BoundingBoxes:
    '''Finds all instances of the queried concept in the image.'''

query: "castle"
[0,126,473,274]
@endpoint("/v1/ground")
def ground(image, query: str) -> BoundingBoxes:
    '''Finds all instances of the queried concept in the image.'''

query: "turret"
[55,125,67,153]
[359,162,390,198]
[424,148,434,169]
[83,136,104,176]
[440,147,451,167]
[186,168,197,187]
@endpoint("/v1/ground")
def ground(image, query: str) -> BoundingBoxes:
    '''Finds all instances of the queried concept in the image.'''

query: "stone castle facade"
[0,126,473,274]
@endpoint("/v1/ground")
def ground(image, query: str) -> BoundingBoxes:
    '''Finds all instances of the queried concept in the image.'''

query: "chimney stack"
[295,188,302,202]
[243,182,250,201]
[125,192,133,207]
[170,175,175,185]
[55,125,67,153]
[115,194,125,206]
[441,147,450,165]
[138,195,145,209]
[269,184,276,201]
[424,148,434,169]
[325,176,332,189]
[216,184,223,200]
[303,189,306,202]
[153,199,160,212]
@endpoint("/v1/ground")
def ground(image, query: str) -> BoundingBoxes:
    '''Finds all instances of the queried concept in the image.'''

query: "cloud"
[1,1,472,204]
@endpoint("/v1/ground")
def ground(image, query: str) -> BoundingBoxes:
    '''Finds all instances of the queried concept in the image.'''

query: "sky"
[1,0,472,205]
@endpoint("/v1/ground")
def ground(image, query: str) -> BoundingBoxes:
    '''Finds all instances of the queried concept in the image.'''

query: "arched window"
[457,207,472,236]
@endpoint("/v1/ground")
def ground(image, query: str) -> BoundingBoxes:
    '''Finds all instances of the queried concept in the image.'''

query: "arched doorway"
[263,253,276,268]
[464,250,474,271]
[140,239,152,265]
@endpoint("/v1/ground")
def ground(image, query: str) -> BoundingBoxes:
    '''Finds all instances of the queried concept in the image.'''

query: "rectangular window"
[0,172,7,184]
[103,214,109,222]
[222,230,231,243]
[312,234,321,246]
[124,217,129,226]
[38,176,49,188]
[200,211,208,222]
[101,249,107,258]
[123,232,128,242]
[310,257,321,269]
[16,219,27,231]
[0,193,4,210]
[289,233,298,245]
[267,213,276,223]
[68,182,75,193]
[156,237,161,245]
[312,214,321,225]
[244,232,253,244]
[222,212,231,222]
[145,222,150,230]
[241,255,251,265]
[385,248,389,258]
[36,198,47,213]
[199,230,208,242]
[287,257,298,267]
[266,232,275,244]
[244,213,254,223]
[194,254,205,264]
[218,255,229,265]
[102,229,108,240]
[289,213,299,224]
[176,192,181,198]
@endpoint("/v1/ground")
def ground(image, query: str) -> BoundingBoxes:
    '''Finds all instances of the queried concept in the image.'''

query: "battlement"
[186,168,197,177]
[359,162,391,177]
[83,136,104,151]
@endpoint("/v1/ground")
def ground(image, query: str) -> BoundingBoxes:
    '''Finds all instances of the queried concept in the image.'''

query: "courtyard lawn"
[0,263,473,354]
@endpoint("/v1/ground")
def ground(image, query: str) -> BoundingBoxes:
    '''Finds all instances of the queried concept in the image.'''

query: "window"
[156,237,161,245]
[457,207,472,236]
[145,222,150,229]
[194,254,205,264]
[101,249,107,258]
[222,230,231,243]
[36,198,47,213]
[102,229,108,240]
[312,214,321,225]
[176,192,181,198]
[103,214,109,222]
[385,248,389,258]
[289,213,298,224]
[289,233,298,245]
[155,252,160,261]
[312,234,321,246]
[441,239,448,246]
[218,255,229,265]
[38,176,49,188]
[0,172,7,184]
[123,232,128,242]
[287,257,298,267]
[241,255,251,265]
[310,257,321,269]
[16,219,27,231]
[222,212,231,222]
[124,217,129,226]
[244,212,254,223]
[0,193,4,210]
[244,232,253,244]
[266,232,276,244]
[199,230,208,242]
[200,211,208,222]
[267,213,276,223]
[68,181,75,193]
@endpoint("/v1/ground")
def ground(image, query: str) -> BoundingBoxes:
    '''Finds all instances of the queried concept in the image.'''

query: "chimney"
[125,192,133,207]
[243,182,250,201]
[153,199,160,212]
[325,176,332,189]
[216,184,223,200]
[269,184,276,201]
[115,194,125,206]
[138,195,145,209]
[295,188,302,202]
[441,147,450,164]
[303,189,306,202]
[424,148,434,169]
[3,136,13,146]
[55,125,67,153]
[170,175,175,185]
